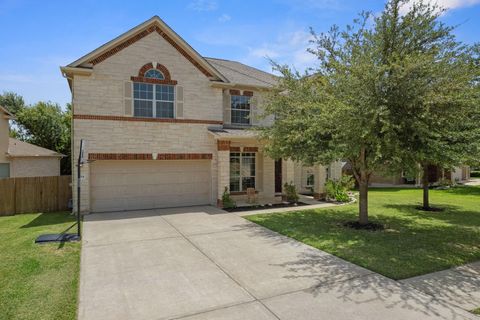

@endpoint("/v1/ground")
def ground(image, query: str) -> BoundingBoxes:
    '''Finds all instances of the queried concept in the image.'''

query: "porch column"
[331,161,343,181]
[216,140,230,207]
[314,164,326,199]
[262,153,275,198]
[282,159,295,186]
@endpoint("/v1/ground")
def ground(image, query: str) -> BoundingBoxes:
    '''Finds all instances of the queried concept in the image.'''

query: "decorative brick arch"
[131,62,177,85]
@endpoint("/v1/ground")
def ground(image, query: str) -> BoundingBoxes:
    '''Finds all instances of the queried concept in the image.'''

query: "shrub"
[437,178,454,187]
[283,182,299,203]
[221,186,236,209]
[471,171,480,178]
[325,175,354,202]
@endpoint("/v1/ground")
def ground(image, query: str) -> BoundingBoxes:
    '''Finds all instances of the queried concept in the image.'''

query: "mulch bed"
[224,202,309,213]
[343,221,385,231]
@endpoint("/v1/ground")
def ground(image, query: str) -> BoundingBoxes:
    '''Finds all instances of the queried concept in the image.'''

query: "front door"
[275,159,282,193]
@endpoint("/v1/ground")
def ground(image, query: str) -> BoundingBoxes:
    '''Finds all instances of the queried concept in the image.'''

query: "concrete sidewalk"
[79,206,477,320]
[401,262,480,313]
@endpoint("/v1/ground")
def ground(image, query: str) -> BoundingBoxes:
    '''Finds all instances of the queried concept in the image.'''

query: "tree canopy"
[259,0,480,224]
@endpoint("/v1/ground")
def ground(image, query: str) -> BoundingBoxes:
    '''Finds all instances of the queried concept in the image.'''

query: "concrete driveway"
[79,206,476,320]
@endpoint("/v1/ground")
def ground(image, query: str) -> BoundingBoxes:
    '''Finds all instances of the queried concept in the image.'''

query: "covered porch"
[209,127,331,207]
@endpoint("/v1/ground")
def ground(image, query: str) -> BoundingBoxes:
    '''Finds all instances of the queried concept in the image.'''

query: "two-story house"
[62,16,342,213]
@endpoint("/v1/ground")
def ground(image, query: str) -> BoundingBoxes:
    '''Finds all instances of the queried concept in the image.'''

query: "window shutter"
[176,86,184,118]
[223,90,231,125]
[256,151,263,191]
[250,93,259,125]
[124,81,133,116]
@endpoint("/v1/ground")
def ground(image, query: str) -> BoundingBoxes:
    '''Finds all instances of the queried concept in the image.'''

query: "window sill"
[230,191,259,196]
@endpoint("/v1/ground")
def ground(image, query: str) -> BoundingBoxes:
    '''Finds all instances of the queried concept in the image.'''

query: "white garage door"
[90,160,211,212]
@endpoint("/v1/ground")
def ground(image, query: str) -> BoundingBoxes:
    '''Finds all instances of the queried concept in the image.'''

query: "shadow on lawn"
[233,219,474,319]
[21,212,76,229]
[383,203,480,228]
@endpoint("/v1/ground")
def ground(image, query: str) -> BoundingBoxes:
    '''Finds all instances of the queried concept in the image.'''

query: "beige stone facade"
[64,16,343,213]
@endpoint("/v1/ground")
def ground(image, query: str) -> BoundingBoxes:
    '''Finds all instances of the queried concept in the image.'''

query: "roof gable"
[66,16,227,82]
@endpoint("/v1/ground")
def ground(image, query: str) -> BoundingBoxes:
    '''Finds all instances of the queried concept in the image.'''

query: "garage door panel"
[90,160,211,212]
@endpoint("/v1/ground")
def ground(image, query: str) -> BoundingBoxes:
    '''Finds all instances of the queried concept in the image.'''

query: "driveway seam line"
[159,216,282,320]
[83,234,183,248]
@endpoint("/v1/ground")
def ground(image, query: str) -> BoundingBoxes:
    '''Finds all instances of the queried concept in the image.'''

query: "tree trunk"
[422,164,430,210]
[358,177,369,225]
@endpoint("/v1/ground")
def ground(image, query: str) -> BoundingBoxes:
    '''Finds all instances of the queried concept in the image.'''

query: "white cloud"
[400,0,480,14]
[187,0,218,12]
[241,30,317,74]
[218,13,231,23]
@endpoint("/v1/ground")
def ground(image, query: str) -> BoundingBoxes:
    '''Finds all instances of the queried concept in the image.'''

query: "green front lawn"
[0,212,81,320]
[472,308,480,315]
[246,186,480,280]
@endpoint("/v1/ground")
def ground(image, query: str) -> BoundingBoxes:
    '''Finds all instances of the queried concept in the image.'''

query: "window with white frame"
[231,95,251,125]
[133,70,174,118]
[302,167,315,188]
[230,152,256,192]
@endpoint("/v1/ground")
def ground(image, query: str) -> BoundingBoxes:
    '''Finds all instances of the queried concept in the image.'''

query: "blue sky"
[0,0,479,107]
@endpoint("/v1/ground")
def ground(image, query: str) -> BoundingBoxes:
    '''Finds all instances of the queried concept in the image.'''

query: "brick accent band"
[217,140,231,151]
[89,24,213,78]
[229,89,241,96]
[243,146,258,152]
[88,153,212,161]
[73,114,223,125]
[130,76,178,85]
[243,91,254,97]
[229,146,241,152]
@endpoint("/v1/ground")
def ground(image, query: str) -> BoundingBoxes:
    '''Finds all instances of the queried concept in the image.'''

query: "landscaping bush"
[325,175,354,202]
[471,171,480,178]
[437,178,454,187]
[283,182,299,203]
[221,186,236,209]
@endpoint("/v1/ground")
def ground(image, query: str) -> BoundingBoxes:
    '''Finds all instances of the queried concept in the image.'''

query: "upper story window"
[131,63,177,119]
[231,95,251,125]
[133,82,175,118]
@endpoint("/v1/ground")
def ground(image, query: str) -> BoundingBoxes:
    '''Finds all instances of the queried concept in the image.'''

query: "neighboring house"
[0,106,63,178]
[347,164,471,186]
[62,16,342,213]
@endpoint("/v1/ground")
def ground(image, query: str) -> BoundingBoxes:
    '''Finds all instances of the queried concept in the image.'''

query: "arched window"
[131,63,176,119]
[144,69,164,80]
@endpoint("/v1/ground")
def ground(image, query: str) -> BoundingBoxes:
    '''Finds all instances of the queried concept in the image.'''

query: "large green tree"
[0,91,25,115]
[375,1,480,210]
[259,0,480,225]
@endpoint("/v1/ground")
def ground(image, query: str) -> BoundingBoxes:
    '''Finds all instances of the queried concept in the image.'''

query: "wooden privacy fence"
[0,176,72,216]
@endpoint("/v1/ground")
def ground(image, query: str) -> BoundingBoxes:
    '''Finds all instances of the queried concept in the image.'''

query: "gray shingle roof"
[208,127,259,138]
[205,58,278,88]
[7,138,63,157]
